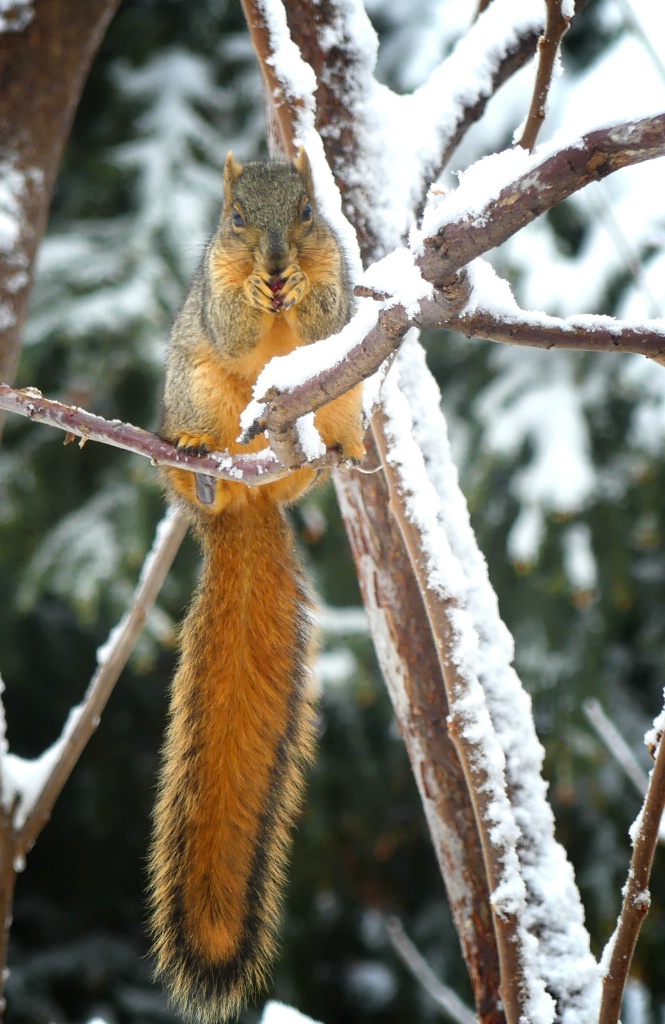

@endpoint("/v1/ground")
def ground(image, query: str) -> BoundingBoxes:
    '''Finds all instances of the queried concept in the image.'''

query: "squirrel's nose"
[265,232,289,275]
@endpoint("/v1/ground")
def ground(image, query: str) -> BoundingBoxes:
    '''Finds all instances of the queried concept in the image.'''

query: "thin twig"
[599,708,665,1023]
[386,917,476,1024]
[584,699,649,798]
[517,0,571,152]
[14,506,188,858]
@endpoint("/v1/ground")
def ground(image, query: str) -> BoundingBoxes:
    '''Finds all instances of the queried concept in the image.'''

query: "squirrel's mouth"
[268,275,286,311]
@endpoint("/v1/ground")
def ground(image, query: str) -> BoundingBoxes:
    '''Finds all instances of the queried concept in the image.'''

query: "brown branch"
[599,714,665,1023]
[0,0,122,398]
[421,114,665,279]
[373,402,531,1024]
[242,3,506,1016]
[238,0,300,162]
[0,383,347,484]
[14,507,188,859]
[517,0,571,152]
[247,282,665,445]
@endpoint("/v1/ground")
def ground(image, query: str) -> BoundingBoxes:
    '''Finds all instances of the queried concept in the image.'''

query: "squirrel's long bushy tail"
[149,499,317,1022]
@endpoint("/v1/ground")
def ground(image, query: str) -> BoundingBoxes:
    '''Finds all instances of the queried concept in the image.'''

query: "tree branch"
[385,917,476,1024]
[12,506,188,859]
[599,709,665,1023]
[0,0,122,399]
[418,114,665,280]
[517,0,571,152]
[373,389,540,1024]
[0,383,346,484]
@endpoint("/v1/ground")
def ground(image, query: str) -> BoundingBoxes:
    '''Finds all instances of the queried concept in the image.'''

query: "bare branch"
[14,507,188,859]
[599,712,665,1023]
[584,698,649,798]
[0,383,346,484]
[386,917,476,1024]
[517,0,571,152]
[0,0,122,401]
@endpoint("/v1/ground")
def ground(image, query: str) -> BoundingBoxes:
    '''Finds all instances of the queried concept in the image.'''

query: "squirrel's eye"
[232,210,245,229]
[301,203,312,222]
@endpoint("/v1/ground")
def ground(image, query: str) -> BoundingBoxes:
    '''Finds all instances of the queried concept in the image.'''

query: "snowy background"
[1,0,665,1021]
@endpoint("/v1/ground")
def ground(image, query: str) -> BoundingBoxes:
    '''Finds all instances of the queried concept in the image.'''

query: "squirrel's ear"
[224,151,244,190]
[294,147,314,195]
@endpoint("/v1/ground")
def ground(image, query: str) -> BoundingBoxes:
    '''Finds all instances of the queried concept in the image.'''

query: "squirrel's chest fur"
[190,313,304,455]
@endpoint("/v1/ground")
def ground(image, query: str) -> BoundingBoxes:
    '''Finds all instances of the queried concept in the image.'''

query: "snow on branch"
[6,506,187,858]
[416,113,665,276]
[0,382,348,485]
[599,696,665,1024]
[0,506,187,988]
[375,354,555,1024]
[397,336,600,1021]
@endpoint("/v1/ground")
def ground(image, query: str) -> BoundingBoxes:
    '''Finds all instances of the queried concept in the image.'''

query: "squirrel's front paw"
[244,273,280,313]
[278,265,308,311]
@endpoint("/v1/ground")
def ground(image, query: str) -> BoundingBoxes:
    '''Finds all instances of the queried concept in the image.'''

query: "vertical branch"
[0,0,122,396]
[373,377,544,1024]
[240,2,507,1017]
[517,0,571,151]
[599,711,665,1024]
[0,807,16,1016]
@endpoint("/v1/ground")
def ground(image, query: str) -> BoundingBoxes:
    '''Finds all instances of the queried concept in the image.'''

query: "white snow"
[360,247,433,315]
[260,1001,322,1024]
[0,0,33,33]
[2,704,84,829]
[241,299,379,431]
[392,335,600,1021]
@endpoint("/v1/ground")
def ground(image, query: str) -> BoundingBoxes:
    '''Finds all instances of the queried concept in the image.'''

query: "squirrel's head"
[220,148,325,275]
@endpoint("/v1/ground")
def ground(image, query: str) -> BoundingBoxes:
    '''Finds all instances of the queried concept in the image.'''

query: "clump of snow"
[0,0,33,33]
[562,523,597,593]
[2,704,84,829]
[260,1002,322,1024]
[360,247,433,315]
[294,412,326,461]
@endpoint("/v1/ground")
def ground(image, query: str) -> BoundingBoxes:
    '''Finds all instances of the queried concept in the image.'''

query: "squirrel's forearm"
[149,502,317,1022]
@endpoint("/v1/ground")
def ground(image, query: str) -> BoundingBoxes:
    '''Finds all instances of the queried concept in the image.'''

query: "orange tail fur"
[149,498,317,1022]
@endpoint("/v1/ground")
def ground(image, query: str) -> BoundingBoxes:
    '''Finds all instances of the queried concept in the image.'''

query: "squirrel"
[149,147,365,1022]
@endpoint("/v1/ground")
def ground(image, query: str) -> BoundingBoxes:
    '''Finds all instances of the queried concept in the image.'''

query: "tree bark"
[0,0,122,391]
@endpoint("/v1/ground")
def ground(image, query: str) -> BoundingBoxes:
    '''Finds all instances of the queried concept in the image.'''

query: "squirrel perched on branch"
[149,148,365,1021]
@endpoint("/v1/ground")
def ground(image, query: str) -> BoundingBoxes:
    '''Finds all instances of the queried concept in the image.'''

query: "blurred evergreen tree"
[1,0,665,1021]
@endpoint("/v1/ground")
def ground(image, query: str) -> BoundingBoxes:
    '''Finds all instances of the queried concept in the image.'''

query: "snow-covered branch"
[6,507,187,856]
[599,698,665,1023]
[0,506,186,1008]
[0,382,348,484]
[416,113,665,278]
[375,359,551,1024]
